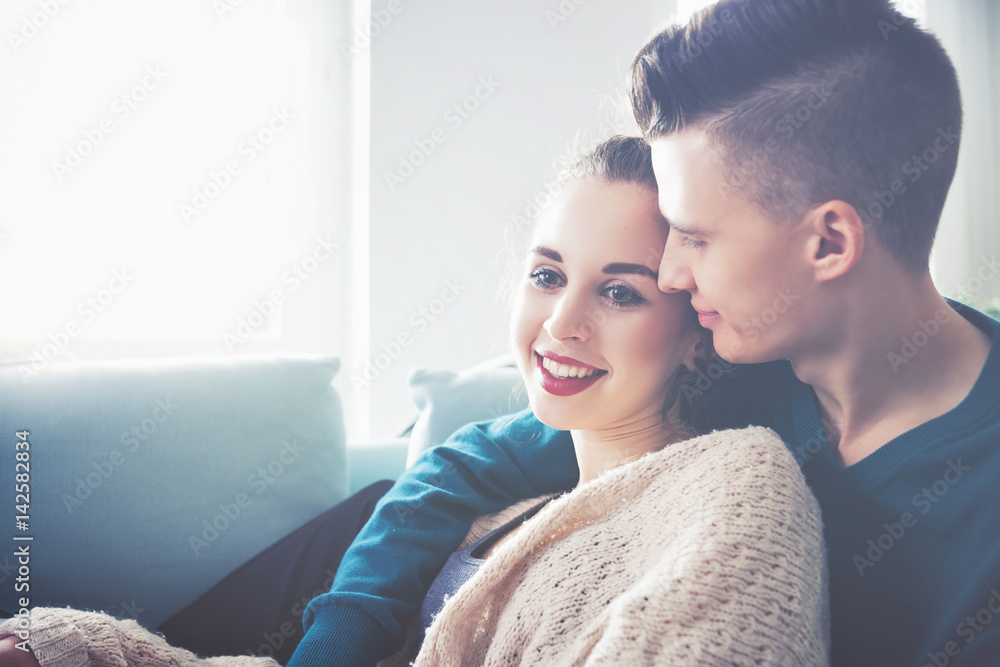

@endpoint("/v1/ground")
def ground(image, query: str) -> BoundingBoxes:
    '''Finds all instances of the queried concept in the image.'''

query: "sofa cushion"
[406,355,529,466]
[0,355,347,628]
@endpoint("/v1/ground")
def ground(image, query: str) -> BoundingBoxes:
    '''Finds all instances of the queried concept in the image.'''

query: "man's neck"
[790,275,992,468]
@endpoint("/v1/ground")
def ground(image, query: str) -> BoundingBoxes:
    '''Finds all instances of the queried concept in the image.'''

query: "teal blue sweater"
[291,302,1000,667]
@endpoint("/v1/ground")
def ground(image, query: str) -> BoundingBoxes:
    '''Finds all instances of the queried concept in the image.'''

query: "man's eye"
[529,268,563,290]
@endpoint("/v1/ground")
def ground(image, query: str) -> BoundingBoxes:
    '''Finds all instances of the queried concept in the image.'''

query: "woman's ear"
[681,329,712,373]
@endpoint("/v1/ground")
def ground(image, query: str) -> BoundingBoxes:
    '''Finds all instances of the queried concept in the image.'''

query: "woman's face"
[511,179,703,432]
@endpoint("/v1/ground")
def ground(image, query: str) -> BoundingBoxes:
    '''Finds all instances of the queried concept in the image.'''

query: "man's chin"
[713,331,762,365]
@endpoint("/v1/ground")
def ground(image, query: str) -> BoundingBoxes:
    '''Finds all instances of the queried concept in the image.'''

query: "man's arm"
[289,409,576,667]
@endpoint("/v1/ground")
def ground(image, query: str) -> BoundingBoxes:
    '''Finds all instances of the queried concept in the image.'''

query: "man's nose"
[658,237,696,294]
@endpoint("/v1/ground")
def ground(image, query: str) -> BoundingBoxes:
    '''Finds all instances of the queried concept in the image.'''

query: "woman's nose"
[544,291,596,342]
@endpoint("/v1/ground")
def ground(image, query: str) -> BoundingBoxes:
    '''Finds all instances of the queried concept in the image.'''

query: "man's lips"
[692,304,721,328]
[534,352,607,397]
[696,310,721,327]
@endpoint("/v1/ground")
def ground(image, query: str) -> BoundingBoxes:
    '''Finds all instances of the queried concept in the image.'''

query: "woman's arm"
[289,410,576,667]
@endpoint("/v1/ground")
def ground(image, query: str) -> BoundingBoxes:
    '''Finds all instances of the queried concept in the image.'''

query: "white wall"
[358,1,677,437]
[926,0,1000,305]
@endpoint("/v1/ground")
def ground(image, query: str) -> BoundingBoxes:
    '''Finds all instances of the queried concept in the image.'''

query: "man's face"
[649,129,814,364]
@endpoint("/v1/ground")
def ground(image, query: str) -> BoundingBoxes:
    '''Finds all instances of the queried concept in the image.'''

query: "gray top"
[419,496,554,636]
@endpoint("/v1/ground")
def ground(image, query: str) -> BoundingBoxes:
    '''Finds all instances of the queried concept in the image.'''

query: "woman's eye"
[603,284,646,309]
[680,236,705,249]
[529,268,564,291]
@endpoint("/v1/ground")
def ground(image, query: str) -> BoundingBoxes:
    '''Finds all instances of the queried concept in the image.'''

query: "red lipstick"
[535,352,607,397]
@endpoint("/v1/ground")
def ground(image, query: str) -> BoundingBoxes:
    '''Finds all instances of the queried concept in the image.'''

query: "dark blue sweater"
[291,302,1000,667]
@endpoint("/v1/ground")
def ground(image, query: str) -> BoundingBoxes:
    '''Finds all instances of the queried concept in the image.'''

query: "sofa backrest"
[0,354,347,628]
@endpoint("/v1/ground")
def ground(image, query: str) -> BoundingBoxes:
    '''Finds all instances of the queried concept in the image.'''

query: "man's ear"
[805,201,865,282]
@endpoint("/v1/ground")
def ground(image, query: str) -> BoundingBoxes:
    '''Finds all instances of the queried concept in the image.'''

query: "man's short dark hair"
[630,0,962,271]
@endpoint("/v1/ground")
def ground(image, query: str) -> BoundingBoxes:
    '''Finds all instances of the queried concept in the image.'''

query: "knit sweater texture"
[0,607,277,667]
[379,426,829,666]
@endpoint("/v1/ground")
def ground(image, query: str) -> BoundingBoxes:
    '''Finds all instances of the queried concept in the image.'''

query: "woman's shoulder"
[458,494,558,549]
[636,425,819,517]
[651,425,800,477]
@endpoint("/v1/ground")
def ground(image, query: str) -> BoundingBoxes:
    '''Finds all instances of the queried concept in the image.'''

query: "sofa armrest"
[346,438,408,494]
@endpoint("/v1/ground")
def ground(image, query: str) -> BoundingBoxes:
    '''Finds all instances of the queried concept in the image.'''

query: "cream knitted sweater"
[382,426,829,666]
[0,427,826,667]
[0,607,276,666]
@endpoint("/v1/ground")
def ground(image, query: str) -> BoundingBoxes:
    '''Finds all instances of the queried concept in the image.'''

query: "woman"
[377,136,829,665]
[0,137,827,666]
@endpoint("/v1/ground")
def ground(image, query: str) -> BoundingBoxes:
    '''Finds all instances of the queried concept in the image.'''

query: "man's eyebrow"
[530,246,562,262]
[666,219,707,236]
[603,263,658,279]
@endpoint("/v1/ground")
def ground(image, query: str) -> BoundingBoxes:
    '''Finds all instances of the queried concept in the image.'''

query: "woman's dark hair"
[555,134,659,192]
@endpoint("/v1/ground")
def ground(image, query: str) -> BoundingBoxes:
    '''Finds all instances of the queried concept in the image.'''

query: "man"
[292,0,1000,664]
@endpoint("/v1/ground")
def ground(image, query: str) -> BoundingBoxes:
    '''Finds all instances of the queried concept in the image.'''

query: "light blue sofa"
[0,353,524,631]
[0,355,359,628]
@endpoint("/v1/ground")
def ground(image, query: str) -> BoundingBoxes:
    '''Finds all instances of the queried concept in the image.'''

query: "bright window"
[0,0,351,360]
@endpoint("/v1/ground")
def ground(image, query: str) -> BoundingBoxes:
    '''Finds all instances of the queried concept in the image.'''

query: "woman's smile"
[534,351,608,396]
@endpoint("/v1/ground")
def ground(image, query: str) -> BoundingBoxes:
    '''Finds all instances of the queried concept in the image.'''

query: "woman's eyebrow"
[603,263,658,279]
[530,246,562,262]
